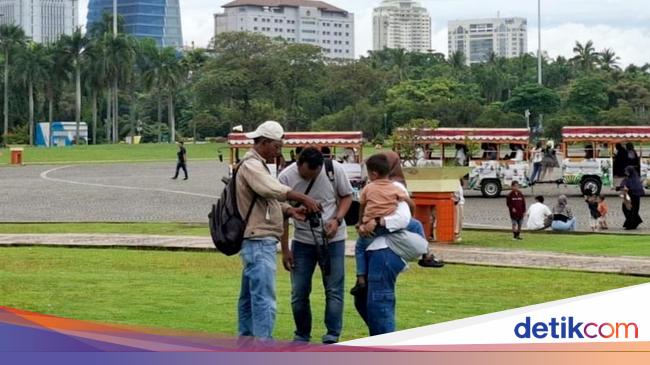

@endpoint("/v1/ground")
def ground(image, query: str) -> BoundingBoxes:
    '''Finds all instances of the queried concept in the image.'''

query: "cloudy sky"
[80,0,650,66]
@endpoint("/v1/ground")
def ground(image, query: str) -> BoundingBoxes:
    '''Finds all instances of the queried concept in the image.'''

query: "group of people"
[506,162,645,238]
[233,121,443,344]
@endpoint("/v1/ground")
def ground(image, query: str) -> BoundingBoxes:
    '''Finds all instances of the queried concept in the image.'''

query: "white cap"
[245,121,284,141]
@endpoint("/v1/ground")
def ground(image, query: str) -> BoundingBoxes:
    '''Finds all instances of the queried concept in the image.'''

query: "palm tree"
[15,42,50,145]
[0,24,26,140]
[157,47,186,142]
[60,28,88,144]
[448,50,466,70]
[101,33,136,143]
[571,40,599,72]
[598,48,621,71]
[83,39,106,144]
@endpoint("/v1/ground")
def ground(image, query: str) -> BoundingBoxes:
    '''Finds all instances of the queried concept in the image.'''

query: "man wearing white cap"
[235,121,321,341]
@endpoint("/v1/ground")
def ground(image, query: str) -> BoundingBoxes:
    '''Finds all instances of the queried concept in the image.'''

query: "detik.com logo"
[514,317,639,339]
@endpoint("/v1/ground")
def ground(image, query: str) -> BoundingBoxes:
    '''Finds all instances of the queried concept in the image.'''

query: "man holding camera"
[278,147,353,344]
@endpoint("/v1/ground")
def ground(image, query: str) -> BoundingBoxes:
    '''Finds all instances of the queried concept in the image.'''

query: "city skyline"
[76,0,650,66]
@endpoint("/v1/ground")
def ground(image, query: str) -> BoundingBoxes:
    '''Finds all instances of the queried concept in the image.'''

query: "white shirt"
[511,149,524,162]
[526,202,552,230]
[532,148,543,163]
[367,182,411,251]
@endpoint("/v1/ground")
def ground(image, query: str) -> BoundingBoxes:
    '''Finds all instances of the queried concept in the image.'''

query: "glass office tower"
[87,0,183,47]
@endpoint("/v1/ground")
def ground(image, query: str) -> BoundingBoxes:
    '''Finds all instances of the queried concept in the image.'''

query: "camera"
[307,212,322,228]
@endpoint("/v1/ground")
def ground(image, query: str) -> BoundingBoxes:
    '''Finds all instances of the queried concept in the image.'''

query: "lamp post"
[113,0,117,37]
[537,0,542,85]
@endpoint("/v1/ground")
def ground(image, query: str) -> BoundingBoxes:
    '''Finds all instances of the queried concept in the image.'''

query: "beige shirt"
[236,149,292,240]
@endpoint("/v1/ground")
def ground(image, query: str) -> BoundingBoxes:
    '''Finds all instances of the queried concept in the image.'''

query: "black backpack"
[208,159,257,256]
[323,158,359,226]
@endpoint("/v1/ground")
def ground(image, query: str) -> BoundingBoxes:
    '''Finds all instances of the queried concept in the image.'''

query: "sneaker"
[171,177,177,180]
[183,177,188,180]
[418,258,445,268]
[516,236,523,240]
[349,283,366,296]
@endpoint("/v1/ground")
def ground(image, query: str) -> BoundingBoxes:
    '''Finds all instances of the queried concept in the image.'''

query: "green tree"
[567,77,609,121]
[504,83,561,123]
[0,24,26,141]
[598,48,620,72]
[572,40,599,72]
[15,42,51,144]
[60,28,89,144]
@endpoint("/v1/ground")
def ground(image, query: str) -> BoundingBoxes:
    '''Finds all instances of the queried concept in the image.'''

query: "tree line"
[1,26,649,146]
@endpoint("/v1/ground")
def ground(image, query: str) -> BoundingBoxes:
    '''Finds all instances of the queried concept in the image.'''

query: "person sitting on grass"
[506,181,526,240]
[525,195,551,231]
[551,195,577,232]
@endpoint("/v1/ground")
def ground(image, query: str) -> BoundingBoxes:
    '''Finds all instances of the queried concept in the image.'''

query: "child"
[351,154,408,295]
[584,191,600,232]
[597,195,609,230]
[506,181,526,240]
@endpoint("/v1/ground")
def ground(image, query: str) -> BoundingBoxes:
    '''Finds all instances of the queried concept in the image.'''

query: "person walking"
[529,141,543,184]
[620,166,644,230]
[506,181,526,240]
[235,121,321,342]
[278,147,353,344]
[172,141,188,180]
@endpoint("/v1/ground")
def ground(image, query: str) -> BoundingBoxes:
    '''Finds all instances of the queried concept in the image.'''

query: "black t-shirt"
[177,147,186,163]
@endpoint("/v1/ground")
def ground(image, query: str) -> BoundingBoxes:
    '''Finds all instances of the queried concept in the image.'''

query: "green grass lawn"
[458,230,650,257]
[0,246,646,341]
[0,143,389,165]
[0,143,230,165]
[1,223,648,258]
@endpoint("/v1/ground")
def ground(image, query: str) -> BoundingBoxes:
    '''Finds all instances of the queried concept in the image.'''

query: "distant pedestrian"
[584,191,600,232]
[626,142,641,175]
[620,166,644,230]
[529,141,543,184]
[506,181,526,240]
[172,141,188,180]
[597,195,609,230]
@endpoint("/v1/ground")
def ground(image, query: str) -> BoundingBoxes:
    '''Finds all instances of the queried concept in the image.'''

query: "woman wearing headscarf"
[551,195,577,231]
[620,166,644,230]
[613,143,627,180]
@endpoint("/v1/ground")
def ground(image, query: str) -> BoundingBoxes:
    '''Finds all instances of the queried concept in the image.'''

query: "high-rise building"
[86,0,183,47]
[0,0,78,43]
[372,0,431,53]
[448,17,527,65]
[214,0,354,59]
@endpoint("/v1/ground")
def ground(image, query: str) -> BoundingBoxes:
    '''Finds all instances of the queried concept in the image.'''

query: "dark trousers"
[173,162,187,179]
[623,195,643,230]
[291,240,345,343]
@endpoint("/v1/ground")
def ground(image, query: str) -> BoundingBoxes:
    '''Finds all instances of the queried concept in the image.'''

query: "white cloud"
[529,23,650,67]
[78,0,650,65]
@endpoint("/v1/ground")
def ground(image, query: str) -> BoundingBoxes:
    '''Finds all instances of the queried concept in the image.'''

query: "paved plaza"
[0,162,648,232]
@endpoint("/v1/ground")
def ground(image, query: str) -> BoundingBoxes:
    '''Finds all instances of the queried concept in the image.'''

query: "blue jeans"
[238,239,278,340]
[530,162,542,182]
[354,219,425,276]
[363,248,406,336]
[291,240,345,343]
[552,218,576,231]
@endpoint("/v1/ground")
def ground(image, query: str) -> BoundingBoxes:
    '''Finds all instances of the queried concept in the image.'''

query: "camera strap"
[304,177,317,196]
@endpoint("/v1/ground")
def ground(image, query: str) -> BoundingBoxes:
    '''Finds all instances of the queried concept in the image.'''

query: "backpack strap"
[236,156,261,221]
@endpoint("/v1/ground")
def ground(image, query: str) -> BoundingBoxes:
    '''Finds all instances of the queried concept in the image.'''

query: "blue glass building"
[87,0,183,47]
